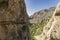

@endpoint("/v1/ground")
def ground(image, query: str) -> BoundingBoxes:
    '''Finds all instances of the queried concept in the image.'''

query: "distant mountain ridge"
[29,7,55,24]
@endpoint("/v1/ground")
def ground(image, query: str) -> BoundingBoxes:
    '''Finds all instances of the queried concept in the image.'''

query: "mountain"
[29,7,55,24]
[35,2,60,40]
[29,7,56,40]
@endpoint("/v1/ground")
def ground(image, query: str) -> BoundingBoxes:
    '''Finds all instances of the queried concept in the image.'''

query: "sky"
[25,0,58,16]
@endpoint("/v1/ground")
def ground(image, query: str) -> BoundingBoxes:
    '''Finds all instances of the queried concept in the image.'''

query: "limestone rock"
[29,7,55,24]
[0,0,30,40]
[35,2,60,40]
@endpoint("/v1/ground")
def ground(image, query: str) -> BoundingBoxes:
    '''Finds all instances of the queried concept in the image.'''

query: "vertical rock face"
[35,2,60,40]
[0,0,30,40]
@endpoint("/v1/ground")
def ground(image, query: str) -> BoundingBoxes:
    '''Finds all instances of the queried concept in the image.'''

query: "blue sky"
[25,0,58,16]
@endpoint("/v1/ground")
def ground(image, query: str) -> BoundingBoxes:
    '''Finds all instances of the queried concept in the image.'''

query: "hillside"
[29,7,55,40]
[29,7,55,24]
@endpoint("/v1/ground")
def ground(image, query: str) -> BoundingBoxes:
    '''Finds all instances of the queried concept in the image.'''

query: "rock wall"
[35,2,60,40]
[0,0,30,40]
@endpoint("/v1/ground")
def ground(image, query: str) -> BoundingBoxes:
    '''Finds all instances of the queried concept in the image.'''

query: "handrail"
[0,21,26,24]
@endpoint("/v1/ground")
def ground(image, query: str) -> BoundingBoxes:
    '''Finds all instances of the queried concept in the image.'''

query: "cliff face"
[0,0,30,40]
[35,2,60,40]
[29,7,55,24]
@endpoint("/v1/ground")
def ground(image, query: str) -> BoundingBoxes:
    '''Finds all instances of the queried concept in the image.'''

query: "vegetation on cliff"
[29,16,51,40]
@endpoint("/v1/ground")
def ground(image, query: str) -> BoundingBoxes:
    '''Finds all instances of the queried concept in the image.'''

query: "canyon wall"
[0,0,30,40]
